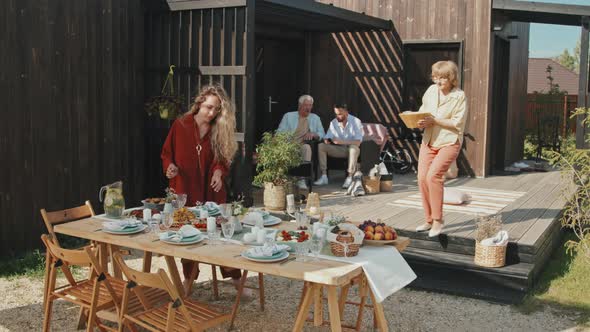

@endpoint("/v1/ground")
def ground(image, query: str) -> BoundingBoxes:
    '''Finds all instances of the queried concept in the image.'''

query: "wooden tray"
[399,112,432,128]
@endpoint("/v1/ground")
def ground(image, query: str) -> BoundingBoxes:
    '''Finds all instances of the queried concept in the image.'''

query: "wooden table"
[54,217,409,331]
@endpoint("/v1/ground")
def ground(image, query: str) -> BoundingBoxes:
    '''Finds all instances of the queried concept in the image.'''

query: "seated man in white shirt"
[277,95,326,190]
[314,103,363,189]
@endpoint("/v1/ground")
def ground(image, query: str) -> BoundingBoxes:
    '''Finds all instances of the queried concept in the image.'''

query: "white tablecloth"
[319,245,416,303]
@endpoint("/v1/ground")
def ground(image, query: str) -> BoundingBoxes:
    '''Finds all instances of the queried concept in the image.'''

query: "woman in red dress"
[161,84,241,286]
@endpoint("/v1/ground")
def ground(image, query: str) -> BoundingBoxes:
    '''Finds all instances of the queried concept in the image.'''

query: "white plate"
[102,225,147,235]
[242,215,282,227]
[161,235,205,246]
[240,250,289,263]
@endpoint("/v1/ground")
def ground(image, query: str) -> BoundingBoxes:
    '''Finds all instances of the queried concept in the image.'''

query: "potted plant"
[253,131,303,210]
[144,65,184,120]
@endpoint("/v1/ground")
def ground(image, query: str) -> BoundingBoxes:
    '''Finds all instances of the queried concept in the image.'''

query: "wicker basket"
[263,182,286,211]
[474,241,507,268]
[362,176,381,194]
[330,231,361,257]
[380,180,393,192]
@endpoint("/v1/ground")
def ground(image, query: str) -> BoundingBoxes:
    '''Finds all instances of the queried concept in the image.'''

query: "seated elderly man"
[314,103,363,189]
[277,94,325,190]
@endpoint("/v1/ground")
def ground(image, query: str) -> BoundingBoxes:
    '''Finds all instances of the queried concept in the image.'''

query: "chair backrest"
[41,234,94,268]
[113,252,179,298]
[40,201,95,244]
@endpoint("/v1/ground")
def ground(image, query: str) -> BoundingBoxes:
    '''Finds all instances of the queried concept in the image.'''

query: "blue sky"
[520,0,589,58]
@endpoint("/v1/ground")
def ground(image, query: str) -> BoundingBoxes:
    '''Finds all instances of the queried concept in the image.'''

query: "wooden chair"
[113,252,231,332]
[41,234,123,332]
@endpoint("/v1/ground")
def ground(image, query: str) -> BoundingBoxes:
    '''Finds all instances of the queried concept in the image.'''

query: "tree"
[554,48,576,72]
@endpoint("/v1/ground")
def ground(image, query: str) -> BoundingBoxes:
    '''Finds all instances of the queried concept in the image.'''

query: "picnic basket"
[330,230,361,257]
[474,241,506,268]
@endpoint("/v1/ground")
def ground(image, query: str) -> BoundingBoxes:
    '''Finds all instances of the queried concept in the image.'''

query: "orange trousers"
[417,141,461,223]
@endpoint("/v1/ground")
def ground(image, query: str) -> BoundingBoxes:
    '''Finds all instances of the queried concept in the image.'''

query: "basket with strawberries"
[359,219,398,245]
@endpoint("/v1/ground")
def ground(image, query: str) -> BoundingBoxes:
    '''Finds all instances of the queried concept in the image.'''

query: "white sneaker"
[415,223,432,232]
[296,179,308,190]
[314,175,329,186]
[342,176,353,189]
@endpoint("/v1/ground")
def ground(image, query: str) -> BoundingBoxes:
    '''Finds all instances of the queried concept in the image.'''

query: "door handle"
[268,96,278,113]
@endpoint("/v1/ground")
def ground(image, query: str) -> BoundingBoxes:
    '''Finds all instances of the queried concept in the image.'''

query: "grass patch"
[0,250,46,279]
[520,232,590,325]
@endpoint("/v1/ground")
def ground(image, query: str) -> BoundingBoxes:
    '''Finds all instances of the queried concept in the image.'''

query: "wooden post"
[563,94,568,138]
[577,16,590,149]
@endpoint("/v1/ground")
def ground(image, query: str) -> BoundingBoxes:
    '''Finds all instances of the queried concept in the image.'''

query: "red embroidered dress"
[161,114,228,206]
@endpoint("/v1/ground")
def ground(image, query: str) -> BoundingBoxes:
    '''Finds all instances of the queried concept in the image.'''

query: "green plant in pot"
[144,65,184,120]
[253,131,303,210]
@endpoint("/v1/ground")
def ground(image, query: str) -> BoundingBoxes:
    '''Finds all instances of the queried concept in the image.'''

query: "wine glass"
[295,241,309,262]
[221,220,235,240]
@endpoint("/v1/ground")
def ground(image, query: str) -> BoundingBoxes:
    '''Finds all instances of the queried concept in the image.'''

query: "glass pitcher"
[99,181,125,218]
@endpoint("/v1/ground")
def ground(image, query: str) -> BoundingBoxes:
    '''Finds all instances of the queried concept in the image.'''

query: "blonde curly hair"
[188,84,238,166]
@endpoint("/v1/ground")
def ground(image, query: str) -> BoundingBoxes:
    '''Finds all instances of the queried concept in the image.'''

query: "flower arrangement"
[164,187,177,204]
[325,213,346,227]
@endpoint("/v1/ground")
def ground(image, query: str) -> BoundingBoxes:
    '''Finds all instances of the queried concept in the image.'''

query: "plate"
[102,225,147,235]
[161,235,205,245]
[363,239,397,246]
[241,250,289,263]
[242,215,282,227]
[188,207,221,217]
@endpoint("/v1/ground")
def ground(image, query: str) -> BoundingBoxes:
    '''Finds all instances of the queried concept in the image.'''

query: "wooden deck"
[253,170,572,303]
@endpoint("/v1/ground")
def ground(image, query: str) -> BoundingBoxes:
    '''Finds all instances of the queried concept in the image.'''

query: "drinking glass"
[161,213,173,232]
[295,241,309,262]
[148,217,160,234]
[221,221,235,240]
[309,229,325,261]
[174,194,187,209]
[220,203,232,219]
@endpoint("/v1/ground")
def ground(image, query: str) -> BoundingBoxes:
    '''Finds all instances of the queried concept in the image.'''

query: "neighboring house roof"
[527,58,579,94]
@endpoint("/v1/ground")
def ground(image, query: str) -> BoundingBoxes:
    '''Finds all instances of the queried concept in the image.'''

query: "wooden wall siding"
[143,5,249,198]
[309,31,421,162]
[500,22,530,165]
[0,0,145,256]
[318,0,494,177]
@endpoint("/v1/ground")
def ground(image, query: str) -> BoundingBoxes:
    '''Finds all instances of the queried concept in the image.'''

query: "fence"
[525,94,578,137]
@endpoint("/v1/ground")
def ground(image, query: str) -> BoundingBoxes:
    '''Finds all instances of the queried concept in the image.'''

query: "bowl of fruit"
[276,230,310,251]
[142,197,166,211]
[359,219,397,245]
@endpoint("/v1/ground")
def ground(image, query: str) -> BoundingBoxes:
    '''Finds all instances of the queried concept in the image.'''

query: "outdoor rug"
[386,186,526,215]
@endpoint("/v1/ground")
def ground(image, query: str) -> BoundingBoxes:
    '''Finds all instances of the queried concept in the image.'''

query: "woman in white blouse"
[415,61,468,237]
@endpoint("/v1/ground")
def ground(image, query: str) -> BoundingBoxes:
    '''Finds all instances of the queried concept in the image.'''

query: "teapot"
[99,181,125,218]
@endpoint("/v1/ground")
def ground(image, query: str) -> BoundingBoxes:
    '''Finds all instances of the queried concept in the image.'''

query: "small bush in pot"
[253,131,303,210]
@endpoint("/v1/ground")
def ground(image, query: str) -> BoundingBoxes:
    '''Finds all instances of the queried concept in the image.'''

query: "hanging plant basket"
[145,65,184,120]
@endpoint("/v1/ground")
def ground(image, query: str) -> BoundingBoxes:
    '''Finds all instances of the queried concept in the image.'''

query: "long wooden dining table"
[54,216,409,331]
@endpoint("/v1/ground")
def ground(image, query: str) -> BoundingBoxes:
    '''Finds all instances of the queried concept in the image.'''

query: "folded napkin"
[480,230,509,247]
[159,225,201,242]
[102,219,142,232]
[241,212,264,226]
[246,243,290,257]
[204,201,220,212]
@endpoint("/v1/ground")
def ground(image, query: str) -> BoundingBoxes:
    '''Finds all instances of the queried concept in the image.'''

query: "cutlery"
[152,238,160,242]
[93,228,102,232]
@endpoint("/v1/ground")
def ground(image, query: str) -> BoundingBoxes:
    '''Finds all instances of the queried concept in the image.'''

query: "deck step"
[402,247,533,304]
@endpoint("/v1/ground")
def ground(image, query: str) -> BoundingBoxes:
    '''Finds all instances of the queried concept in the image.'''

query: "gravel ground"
[0,255,587,332]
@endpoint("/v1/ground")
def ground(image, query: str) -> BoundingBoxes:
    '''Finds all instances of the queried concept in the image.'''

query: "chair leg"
[258,273,265,311]
[43,297,54,332]
[42,251,51,311]
[85,279,102,332]
[165,302,177,332]
[211,265,219,299]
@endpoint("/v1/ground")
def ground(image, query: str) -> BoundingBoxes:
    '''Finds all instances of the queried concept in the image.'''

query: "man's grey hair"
[298,95,314,105]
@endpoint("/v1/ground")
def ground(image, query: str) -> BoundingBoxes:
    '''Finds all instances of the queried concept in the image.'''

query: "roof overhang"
[493,0,590,26]
[255,0,392,31]
[165,0,392,31]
